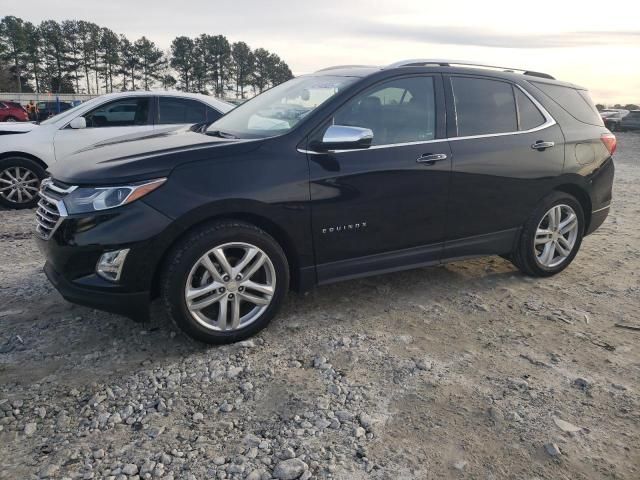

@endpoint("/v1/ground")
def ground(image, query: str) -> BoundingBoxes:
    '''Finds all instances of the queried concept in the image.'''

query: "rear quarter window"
[532,82,603,126]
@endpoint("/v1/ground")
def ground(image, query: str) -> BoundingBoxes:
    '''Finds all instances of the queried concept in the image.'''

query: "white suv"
[0,91,233,209]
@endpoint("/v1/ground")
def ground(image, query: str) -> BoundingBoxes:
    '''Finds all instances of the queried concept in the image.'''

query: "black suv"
[36,60,615,344]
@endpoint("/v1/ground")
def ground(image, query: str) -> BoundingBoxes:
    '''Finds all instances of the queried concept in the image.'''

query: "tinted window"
[452,77,517,136]
[84,98,150,127]
[159,98,207,124]
[206,106,222,123]
[332,76,436,146]
[532,82,602,126]
[515,88,545,131]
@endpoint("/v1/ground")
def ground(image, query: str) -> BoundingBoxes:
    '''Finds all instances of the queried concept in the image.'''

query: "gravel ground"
[1,133,639,480]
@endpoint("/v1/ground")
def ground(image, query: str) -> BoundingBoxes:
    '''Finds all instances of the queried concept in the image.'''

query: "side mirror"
[69,117,87,129]
[319,125,373,151]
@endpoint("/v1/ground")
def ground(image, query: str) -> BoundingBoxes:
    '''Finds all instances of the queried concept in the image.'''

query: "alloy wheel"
[0,166,40,204]
[534,204,579,268]
[184,242,276,331]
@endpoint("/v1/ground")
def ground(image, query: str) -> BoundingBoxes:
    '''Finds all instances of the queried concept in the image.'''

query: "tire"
[0,156,46,209]
[5,116,17,122]
[511,192,584,277]
[161,221,290,344]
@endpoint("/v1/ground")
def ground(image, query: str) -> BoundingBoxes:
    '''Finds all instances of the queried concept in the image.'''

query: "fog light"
[96,249,130,282]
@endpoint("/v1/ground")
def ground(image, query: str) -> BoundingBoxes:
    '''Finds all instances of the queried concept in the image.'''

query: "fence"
[0,92,244,107]
[0,93,99,104]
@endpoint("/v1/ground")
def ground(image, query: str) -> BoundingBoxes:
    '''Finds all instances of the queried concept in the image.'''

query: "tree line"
[0,16,293,98]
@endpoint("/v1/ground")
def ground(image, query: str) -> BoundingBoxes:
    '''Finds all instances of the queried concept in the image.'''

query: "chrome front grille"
[35,179,75,240]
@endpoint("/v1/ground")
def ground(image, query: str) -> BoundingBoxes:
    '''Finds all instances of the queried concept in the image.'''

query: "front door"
[53,96,155,161]
[308,75,451,282]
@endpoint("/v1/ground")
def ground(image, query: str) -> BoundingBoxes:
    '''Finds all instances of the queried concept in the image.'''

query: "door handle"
[531,141,555,151]
[417,153,448,165]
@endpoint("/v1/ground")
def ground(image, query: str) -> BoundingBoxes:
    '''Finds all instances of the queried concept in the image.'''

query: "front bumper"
[44,262,150,320]
[36,199,179,320]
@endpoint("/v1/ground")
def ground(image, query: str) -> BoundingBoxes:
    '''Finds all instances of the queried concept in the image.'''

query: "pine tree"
[170,36,196,91]
[134,36,163,90]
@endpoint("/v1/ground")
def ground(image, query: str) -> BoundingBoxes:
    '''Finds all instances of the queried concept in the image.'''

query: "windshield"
[206,75,358,139]
[39,97,102,125]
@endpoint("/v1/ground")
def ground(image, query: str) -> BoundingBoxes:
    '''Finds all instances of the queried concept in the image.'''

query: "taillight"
[601,133,617,155]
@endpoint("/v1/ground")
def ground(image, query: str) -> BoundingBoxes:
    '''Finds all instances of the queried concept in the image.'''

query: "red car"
[0,101,29,122]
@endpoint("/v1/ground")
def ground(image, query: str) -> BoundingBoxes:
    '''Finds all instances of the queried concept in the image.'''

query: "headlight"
[63,178,166,214]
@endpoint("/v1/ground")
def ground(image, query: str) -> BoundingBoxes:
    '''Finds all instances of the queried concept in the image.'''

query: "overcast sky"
[5,0,640,103]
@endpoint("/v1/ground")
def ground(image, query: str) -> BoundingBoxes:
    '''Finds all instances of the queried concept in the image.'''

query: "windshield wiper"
[207,130,239,139]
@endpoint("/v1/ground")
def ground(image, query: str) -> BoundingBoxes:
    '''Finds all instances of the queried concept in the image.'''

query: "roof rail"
[315,65,378,72]
[386,59,555,80]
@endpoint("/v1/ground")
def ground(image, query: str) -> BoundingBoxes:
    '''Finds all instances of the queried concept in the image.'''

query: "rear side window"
[532,82,602,126]
[451,77,517,136]
[515,88,546,131]
[158,98,207,125]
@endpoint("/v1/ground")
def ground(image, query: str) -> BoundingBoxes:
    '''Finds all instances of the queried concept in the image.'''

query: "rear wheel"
[511,193,584,277]
[0,157,46,209]
[4,116,17,122]
[161,221,289,344]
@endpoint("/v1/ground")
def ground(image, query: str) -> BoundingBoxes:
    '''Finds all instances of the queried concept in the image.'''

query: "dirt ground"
[0,134,638,480]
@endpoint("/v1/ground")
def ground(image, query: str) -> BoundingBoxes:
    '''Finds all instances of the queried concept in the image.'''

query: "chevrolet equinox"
[35,60,616,344]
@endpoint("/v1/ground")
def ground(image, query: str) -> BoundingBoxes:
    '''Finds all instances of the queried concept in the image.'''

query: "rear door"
[308,74,451,281]
[53,96,154,161]
[444,75,565,255]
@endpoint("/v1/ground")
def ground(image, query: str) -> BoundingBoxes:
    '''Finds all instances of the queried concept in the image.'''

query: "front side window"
[159,98,208,125]
[452,77,517,136]
[331,76,436,146]
[84,98,150,128]
[206,106,222,123]
[207,75,358,139]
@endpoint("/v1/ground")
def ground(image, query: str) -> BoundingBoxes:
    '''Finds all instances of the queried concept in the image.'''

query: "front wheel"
[0,157,46,209]
[161,221,289,344]
[511,193,584,277]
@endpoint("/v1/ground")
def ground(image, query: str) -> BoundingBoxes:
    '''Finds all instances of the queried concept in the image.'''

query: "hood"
[0,122,38,134]
[49,126,264,185]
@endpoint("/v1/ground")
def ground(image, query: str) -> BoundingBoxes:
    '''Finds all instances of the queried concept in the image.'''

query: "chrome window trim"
[298,138,448,155]
[299,83,556,155]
